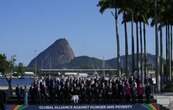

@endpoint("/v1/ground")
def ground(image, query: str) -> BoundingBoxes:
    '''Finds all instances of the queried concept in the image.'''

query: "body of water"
[0,78,33,87]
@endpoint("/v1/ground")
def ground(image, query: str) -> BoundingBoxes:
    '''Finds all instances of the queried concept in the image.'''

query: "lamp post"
[11,55,16,75]
[102,57,105,77]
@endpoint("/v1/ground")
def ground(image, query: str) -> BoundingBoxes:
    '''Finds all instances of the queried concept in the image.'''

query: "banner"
[5,103,159,110]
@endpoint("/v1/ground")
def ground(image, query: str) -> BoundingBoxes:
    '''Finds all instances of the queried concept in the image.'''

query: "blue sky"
[0,0,160,65]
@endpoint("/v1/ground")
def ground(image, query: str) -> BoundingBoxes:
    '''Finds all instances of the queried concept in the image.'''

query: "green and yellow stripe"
[143,103,160,110]
[11,105,25,110]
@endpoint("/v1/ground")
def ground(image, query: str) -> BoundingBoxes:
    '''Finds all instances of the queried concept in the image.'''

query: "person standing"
[137,82,144,102]
[15,85,20,103]
[24,86,28,106]
[125,82,131,102]
[145,82,152,102]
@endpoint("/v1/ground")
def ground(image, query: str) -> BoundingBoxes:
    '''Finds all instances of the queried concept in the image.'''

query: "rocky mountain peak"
[28,38,75,69]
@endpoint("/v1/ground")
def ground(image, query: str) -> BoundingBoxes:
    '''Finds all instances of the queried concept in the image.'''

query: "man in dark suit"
[15,85,20,103]
[145,82,152,102]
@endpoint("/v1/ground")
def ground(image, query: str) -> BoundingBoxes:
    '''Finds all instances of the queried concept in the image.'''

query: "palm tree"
[159,0,173,81]
[166,24,168,80]
[97,0,121,76]
[154,0,160,92]
[159,26,163,90]
[136,22,139,75]
[127,0,149,81]
[124,5,134,76]
[141,0,151,85]
[139,22,144,83]
[171,25,173,77]
[98,0,173,87]
[123,12,129,77]
[131,12,135,75]
[133,0,149,80]
[114,8,121,76]
[120,0,141,77]
[143,23,147,82]
[168,25,172,81]
[156,0,164,88]
[124,14,143,81]
[125,3,135,75]
[166,24,168,77]
[148,0,161,92]
[156,0,173,86]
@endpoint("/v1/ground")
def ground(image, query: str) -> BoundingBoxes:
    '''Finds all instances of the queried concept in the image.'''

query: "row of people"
[15,76,153,104]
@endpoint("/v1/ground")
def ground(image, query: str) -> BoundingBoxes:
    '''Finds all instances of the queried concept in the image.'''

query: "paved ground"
[168,101,173,110]
[154,92,173,110]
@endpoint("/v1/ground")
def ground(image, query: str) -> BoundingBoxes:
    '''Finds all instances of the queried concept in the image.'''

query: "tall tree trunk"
[124,13,128,77]
[155,25,160,92]
[143,23,147,83]
[166,24,168,81]
[139,22,143,84]
[168,25,172,81]
[115,9,121,76]
[136,22,139,78]
[159,27,163,91]
[171,26,173,80]
[131,13,135,75]
[155,0,160,92]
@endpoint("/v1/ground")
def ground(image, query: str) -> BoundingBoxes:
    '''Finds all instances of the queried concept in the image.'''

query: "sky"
[0,0,160,66]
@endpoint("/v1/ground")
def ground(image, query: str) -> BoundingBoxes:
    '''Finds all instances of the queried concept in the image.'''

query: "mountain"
[28,38,164,70]
[28,38,75,69]
[64,56,103,69]
[106,54,160,70]
[66,54,160,70]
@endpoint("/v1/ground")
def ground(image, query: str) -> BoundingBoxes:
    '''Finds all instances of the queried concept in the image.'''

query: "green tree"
[0,54,10,74]
[97,0,121,76]
[97,0,172,92]
[0,53,13,94]
[124,13,129,77]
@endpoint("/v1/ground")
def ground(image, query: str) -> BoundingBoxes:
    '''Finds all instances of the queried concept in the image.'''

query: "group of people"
[15,75,154,104]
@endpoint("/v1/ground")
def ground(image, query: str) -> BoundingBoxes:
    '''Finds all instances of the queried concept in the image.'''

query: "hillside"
[28,38,75,69]
[28,39,165,70]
